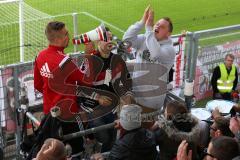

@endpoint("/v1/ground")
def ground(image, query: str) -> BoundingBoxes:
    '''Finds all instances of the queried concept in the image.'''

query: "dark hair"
[211,136,239,160]
[163,17,173,33]
[214,117,234,137]
[45,21,65,42]
[166,101,188,118]
[166,101,193,132]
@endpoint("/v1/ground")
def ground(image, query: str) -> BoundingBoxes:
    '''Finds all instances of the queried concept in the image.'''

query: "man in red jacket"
[34,21,82,115]
[34,21,111,159]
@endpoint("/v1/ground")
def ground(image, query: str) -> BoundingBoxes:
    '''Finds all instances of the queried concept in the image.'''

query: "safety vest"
[217,63,236,93]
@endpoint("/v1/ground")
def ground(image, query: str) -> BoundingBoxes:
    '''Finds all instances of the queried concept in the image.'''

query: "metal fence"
[187,25,240,107]
[0,37,186,159]
[0,1,240,157]
[0,24,240,159]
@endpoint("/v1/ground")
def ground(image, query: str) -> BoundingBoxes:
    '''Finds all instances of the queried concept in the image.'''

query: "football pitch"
[0,0,240,65]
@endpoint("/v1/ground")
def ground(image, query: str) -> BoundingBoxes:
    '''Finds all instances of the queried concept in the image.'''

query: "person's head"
[120,104,142,131]
[164,101,188,120]
[210,117,234,138]
[36,138,67,160]
[224,53,234,69]
[45,21,69,48]
[97,40,116,59]
[164,101,194,132]
[96,27,114,58]
[154,17,173,41]
[205,136,239,160]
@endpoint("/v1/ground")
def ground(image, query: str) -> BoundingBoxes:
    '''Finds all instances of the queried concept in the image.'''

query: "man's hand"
[114,119,121,129]
[212,108,221,119]
[120,94,136,105]
[230,117,240,135]
[146,9,154,28]
[141,5,150,24]
[177,140,192,160]
[98,95,112,106]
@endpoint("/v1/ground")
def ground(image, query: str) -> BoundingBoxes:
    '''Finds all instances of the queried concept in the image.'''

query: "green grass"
[0,0,240,65]
[24,0,240,34]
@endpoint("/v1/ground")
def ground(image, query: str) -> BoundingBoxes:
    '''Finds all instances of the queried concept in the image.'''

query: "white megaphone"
[72,24,109,45]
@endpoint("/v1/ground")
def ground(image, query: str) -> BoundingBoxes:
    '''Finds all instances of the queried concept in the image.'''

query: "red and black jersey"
[78,51,132,110]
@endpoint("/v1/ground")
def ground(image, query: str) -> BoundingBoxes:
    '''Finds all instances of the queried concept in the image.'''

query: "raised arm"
[122,6,150,49]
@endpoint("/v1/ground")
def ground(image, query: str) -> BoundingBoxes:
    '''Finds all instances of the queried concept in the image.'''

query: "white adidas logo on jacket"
[40,62,53,78]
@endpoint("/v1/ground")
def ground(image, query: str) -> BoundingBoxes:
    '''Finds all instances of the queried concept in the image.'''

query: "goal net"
[0,0,52,65]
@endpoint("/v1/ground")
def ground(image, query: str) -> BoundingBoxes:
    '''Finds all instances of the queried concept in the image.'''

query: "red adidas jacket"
[34,45,86,114]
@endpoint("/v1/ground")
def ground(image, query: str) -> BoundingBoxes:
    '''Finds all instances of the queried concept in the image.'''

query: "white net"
[23,2,52,62]
[0,0,20,65]
[0,0,52,65]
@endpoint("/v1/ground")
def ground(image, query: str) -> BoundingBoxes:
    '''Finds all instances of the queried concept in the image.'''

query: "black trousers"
[213,92,232,101]
[60,121,84,154]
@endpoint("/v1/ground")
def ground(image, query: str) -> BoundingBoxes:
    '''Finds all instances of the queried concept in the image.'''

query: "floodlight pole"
[19,0,24,62]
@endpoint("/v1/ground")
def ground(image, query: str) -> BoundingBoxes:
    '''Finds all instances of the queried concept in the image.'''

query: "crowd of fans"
[32,102,240,160]
[27,5,240,160]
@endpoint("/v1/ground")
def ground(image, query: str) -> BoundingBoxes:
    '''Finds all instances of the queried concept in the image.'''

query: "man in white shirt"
[123,6,175,110]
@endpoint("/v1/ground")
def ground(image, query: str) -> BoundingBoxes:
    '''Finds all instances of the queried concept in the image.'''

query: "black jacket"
[26,114,62,160]
[109,128,158,160]
[211,65,238,93]
[26,114,84,159]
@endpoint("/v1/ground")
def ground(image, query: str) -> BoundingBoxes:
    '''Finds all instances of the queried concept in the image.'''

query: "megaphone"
[73,24,109,45]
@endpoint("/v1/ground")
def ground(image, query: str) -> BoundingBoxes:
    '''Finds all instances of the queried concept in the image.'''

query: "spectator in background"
[211,53,238,100]
[154,101,200,160]
[230,117,240,143]
[177,136,240,160]
[210,116,234,138]
[108,104,157,160]
[204,136,240,160]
